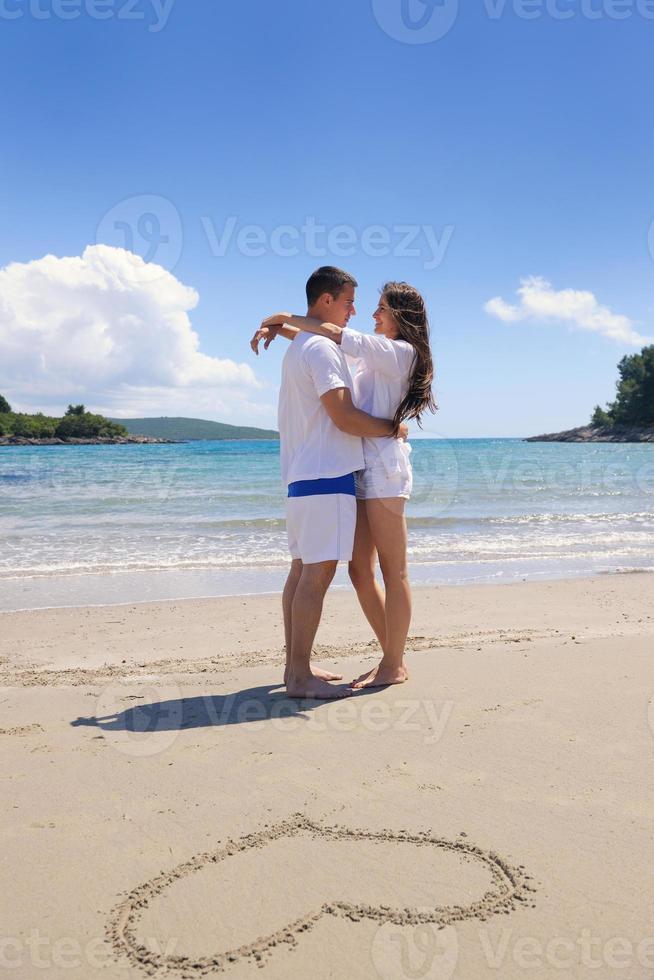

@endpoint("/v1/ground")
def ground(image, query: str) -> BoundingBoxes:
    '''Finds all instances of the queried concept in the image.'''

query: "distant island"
[525,423,654,443]
[107,416,279,441]
[0,399,279,445]
[527,344,654,443]
[0,401,171,445]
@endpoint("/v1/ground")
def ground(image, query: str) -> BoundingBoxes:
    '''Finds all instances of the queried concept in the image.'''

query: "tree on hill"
[0,411,58,438]
[610,345,654,425]
[0,394,11,413]
[55,410,127,439]
[590,405,613,427]
[590,345,654,427]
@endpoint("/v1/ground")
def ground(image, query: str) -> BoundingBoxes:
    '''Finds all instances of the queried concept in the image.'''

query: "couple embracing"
[251,266,435,700]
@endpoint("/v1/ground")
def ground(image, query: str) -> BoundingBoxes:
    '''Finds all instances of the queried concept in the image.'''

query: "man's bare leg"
[282,559,342,685]
[286,560,350,699]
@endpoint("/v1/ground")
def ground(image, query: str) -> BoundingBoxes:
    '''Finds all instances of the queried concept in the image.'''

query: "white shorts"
[286,493,357,564]
[355,463,413,500]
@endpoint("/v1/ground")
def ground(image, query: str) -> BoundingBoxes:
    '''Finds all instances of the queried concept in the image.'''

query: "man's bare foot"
[350,662,409,689]
[285,676,352,700]
[283,666,343,685]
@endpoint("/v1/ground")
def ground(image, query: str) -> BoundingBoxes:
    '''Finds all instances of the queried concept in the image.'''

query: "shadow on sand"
[70,682,380,733]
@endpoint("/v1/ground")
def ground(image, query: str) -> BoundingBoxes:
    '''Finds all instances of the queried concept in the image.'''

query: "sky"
[1,0,653,437]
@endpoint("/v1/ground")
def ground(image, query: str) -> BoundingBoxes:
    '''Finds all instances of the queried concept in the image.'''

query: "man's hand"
[250,324,280,355]
[321,388,402,439]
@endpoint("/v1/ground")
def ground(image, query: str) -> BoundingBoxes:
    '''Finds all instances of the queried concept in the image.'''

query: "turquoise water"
[1,438,653,610]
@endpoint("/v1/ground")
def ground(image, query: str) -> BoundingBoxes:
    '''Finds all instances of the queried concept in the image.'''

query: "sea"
[1,438,653,612]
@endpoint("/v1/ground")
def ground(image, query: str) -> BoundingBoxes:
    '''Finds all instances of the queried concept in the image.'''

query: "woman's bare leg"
[348,499,386,650]
[351,497,410,689]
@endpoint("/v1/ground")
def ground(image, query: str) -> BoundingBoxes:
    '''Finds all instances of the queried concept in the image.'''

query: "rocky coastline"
[0,435,179,446]
[525,424,654,443]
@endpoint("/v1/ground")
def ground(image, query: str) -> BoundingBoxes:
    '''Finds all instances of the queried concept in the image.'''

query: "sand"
[1,572,653,979]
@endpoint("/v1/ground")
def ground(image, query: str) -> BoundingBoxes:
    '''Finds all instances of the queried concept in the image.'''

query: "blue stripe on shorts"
[287,473,356,498]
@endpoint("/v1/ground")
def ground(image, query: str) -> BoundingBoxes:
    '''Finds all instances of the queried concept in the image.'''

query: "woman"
[253,282,436,689]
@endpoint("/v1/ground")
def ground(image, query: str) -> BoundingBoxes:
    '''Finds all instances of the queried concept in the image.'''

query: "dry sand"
[1,573,653,979]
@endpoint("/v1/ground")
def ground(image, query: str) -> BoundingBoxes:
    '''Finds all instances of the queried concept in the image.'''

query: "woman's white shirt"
[339,328,415,476]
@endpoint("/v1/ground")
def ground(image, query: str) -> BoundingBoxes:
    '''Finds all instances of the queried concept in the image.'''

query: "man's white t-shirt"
[340,328,415,475]
[278,332,365,486]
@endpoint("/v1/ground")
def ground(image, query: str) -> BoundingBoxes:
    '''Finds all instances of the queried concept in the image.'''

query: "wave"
[2,511,652,536]
[3,537,654,580]
[404,512,654,531]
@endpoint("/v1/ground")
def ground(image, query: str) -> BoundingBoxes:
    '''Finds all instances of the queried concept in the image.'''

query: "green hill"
[107,417,279,441]
[0,402,128,440]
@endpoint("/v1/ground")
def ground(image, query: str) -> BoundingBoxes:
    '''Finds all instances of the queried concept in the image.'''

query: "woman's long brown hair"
[381,281,437,434]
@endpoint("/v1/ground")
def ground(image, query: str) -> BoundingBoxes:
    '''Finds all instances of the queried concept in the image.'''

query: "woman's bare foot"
[285,675,352,700]
[283,666,343,685]
[350,662,409,689]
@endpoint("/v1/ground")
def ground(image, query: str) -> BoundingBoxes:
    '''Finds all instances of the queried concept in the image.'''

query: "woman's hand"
[250,324,281,355]
[251,314,302,353]
[261,312,293,330]
[396,422,409,441]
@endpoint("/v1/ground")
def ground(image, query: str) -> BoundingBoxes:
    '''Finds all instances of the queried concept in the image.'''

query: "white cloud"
[484,276,653,347]
[0,244,259,415]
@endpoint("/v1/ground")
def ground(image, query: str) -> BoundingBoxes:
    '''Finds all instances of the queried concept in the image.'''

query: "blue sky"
[1,0,653,436]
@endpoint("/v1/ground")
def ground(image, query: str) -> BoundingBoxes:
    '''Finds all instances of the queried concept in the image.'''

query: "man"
[253,266,404,699]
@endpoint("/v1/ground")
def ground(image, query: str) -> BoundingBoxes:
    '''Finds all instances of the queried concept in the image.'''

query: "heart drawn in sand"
[107,814,536,975]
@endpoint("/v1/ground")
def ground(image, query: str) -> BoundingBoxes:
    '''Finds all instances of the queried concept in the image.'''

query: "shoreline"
[0,436,179,446]
[2,559,654,614]
[1,563,653,616]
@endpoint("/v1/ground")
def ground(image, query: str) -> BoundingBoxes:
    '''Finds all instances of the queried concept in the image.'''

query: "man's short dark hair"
[306,266,358,307]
